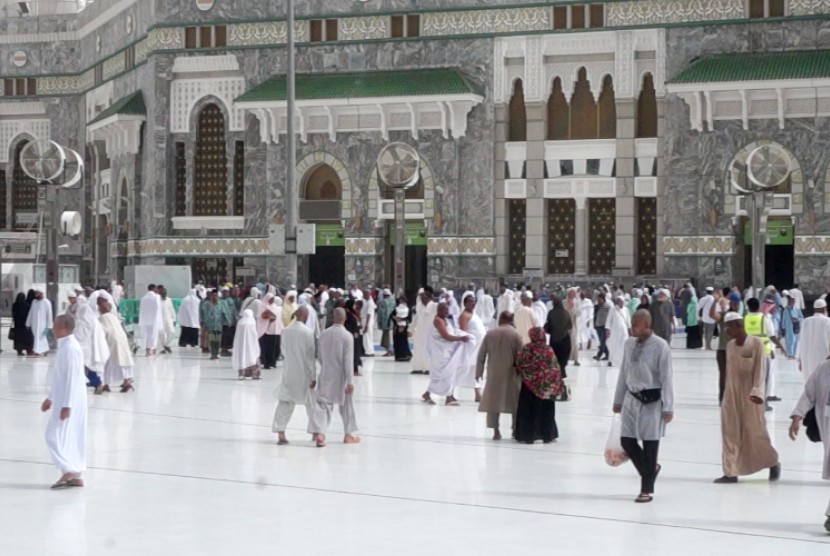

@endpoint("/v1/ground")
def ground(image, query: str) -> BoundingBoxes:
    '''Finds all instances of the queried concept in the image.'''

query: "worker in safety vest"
[744,297,784,412]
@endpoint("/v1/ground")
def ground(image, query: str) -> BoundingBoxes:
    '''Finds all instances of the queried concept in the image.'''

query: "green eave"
[88,91,146,126]
[235,68,482,103]
[670,49,830,85]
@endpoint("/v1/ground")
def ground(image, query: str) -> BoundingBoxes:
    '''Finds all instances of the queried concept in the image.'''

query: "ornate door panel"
[588,198,616,275]
[508,199,526,274]
[637,197,657,275]
[547,199,575,274]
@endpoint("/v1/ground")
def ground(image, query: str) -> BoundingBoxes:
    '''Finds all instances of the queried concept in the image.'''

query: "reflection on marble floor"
[0,339,828,555]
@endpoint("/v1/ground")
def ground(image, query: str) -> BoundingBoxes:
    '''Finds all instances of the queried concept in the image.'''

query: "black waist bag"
[630,388,662,404]
[804,408,821,443]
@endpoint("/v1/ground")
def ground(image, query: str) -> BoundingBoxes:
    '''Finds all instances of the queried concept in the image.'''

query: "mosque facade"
[2,0,830,295]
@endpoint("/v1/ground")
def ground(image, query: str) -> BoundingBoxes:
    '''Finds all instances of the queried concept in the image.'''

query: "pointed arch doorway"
[300,162,346,288]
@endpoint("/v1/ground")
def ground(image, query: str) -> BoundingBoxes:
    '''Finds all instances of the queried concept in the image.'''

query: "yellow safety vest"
[744,313,772,356]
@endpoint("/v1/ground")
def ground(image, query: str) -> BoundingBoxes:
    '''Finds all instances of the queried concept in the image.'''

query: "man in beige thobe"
[312,308,359,447]
[476,311,525,440]
[514,293,538,345]
[272,307,319,445]
[715,312,781,484]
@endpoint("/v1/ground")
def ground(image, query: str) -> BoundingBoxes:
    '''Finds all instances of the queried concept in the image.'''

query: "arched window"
[304,164,342,201]
[12,140,38,230]
[194,103,227,216]
[597,75,616,139]
[570,68,597,140]
[546,78,569,141]
[636,73,658,139]
[508,79,527,142]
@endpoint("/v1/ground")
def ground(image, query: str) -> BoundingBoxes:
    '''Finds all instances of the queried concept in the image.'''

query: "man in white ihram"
[273,306,319,445]
[41,315,87,489]
[797,298,830,383]
[138,284,162,356]
[311,308,360,448]
[27,290,54,357]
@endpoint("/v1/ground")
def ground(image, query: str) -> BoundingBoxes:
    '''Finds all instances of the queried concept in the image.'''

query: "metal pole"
[394,188,406,298]
[749,191,767,293]
[285,0,298,286]
[45,185,59,311]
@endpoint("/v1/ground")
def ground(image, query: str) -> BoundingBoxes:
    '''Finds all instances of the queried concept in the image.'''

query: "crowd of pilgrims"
[13,278,830,531]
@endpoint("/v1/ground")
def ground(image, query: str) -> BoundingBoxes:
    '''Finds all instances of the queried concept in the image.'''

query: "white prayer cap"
[814,299,827,309]
[221,286,230,292]
[705,286,714,292]
[724,312,743,323]
[523,291,534,299]
[634,288,643,297]
[66,290,77,299]
[396,305,410,319]
[383,289,392,296]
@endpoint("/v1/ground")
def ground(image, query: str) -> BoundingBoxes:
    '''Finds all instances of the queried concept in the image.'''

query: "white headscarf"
[257,293,283,337]
[232,309,260,371]
[178,289,202,328]
[74,298,110,373]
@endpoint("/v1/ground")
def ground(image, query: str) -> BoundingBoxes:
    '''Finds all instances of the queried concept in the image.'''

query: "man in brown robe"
[714,312,781,483]
[476,311,525,440]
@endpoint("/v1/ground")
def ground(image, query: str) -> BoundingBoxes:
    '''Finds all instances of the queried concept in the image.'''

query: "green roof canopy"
[670,50,830,85]
[88,91,146,126]
[236,68,482,103]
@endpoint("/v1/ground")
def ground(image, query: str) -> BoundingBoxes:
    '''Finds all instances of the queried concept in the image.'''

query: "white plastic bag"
[604,415,629,467]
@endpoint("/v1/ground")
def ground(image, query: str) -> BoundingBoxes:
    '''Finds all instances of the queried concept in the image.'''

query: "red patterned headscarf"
[515,327,563,399]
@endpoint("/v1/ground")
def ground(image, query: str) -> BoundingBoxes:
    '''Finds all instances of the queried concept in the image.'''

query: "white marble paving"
[0,336,828,555]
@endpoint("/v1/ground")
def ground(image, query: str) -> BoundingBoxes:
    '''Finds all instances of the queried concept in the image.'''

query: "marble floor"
[0,333,828,556]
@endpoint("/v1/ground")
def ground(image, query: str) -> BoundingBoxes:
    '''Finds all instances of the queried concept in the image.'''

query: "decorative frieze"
[423,7,549,36]
[102,54,126,82]
[607,0,744,27]
[795,236,830,255]
[146,27,184,51]
[790,0,830,16]
[170,76,246,133]
[227,21,307,47]
[345,237,382,255]
[339,16,388,41]
[37,75,83,95]
[116,237,269,258]
[663,236,733,255]
[427,237,496,256]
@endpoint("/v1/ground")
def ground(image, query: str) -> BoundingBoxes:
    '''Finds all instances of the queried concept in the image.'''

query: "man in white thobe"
[514,293,539,344]
[790,359,830,533]
[361,289,377,356]
[26,290,53,356]
[273,307,319,445]
[606,297,631,368]
[138,284,162,356]
[474,288,496,330]
[41,315,87,489]
[111,280,124,307]
[74,299,110,395]
[496,286,514,318]
[312,308,359,447]
[796,299,830,383]
[177,289,202,347]
[531,293,547,330]
[158,285,176,354]
[410,287,438,375]
[98,298,135,392]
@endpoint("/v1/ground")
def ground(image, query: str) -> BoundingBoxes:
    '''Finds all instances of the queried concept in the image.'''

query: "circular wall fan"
[19,140,66,183]
[376,142,420,190]
[745,144,791,190]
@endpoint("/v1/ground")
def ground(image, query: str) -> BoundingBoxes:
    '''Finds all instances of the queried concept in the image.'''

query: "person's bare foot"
[314,434,326,448]
[445,396,459,406]
[50,473,72,489]
[344,434,361,444]
[493,429,502,440]
[474,388,482,403]
[277,433,289,445]
[421,392,435,405]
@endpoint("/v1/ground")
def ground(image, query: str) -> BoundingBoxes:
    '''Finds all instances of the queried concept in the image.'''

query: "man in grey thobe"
[272,307,319,445]
[476,311,525,440]
[313,308,360,447]
[648,289,675,346]
[613,309,674,503]
[790,359,830,533]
